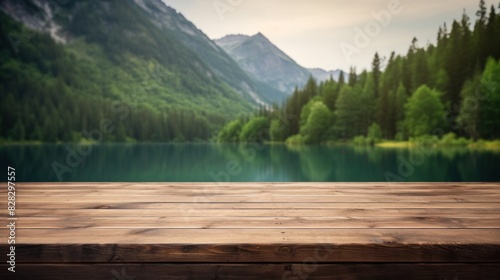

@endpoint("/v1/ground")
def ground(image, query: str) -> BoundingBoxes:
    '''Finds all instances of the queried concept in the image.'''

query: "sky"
[162,0,498,72]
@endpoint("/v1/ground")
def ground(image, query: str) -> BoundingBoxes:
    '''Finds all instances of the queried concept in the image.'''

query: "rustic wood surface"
[1,182,499,279]
[1,263,500,280]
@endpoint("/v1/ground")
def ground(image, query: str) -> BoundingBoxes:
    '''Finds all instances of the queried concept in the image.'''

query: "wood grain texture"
[12,216,500,229]
[1,263,499,280]
[14,201,500,209]
[4,242,500,263]
[1,183,499,278]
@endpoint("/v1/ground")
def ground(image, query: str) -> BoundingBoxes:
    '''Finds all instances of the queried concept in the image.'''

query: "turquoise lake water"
[1,143,499,182]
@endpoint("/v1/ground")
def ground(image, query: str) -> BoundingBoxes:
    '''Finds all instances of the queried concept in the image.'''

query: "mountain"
[215,33,347,95]
[132,0,285,105]
[308,68,347,83]
[215,33,312,95]
[0,0,279,142]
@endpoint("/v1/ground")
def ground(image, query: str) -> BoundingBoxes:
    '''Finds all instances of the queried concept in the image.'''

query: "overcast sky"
[162,0,497,72]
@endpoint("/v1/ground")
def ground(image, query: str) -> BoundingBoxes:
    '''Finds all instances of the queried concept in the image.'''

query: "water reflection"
[0,143,499,182]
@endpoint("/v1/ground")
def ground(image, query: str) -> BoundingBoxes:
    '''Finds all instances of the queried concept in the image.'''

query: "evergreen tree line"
[218,1,500,144]
[0,87,223,142]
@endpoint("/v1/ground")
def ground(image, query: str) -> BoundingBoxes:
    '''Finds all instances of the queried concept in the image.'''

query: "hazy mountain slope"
[215,33,312,95]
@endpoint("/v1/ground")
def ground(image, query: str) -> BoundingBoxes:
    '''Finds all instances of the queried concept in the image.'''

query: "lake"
[1,143,499,182]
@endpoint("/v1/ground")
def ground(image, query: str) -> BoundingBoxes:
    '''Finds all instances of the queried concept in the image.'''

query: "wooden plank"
[6,183,500,198]
[14,201,500,209]
[13,216,500,229]
[7,208,500,218]
[3,228,500,245]
[1,263,499,280]
[4,194,500,203]
[8,187,500,195]
[3,242,500,263]
[2,182,499,271]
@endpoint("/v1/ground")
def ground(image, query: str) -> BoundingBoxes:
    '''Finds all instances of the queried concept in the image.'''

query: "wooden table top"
[1,182,500,264]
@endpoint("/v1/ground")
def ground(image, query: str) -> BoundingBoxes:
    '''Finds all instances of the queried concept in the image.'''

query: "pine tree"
[335,85,366,139]
[360,75,376,134]
[477,0,488,23]
[335,86,355,139]
[321,80,338,111]
[394,83,408,139]
[486,5,497,60]
[496,4,500,59]
[475,0,489,67]
[476,58,500,139]
[348,67,357,87]
[338,71,345,86]
[444,20,466,109]
[457,74,481,139]
[371,52,381,98]
[377,88,390,138]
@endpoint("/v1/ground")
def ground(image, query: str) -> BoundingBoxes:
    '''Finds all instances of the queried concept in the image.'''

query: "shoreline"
[2,140,500,151]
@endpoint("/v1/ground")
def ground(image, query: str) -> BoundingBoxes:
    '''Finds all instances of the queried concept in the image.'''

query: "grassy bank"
[375,140,500,150]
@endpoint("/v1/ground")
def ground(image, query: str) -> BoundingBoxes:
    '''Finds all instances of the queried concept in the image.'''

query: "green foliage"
[352,136,369,146]
[239,117,269,143]
[334,86,357,139]
[334,85,370,140]
[458,58,500,140]
[404,85,445,137]
[269,119,285,142]
[352,123,383,146]
[299,101,331,144]
[217,119,243,143]
[476,58,500,139]
[285,134,306,145]
[438,132,472,146]
[321,81,338,111]
[367,123,383,142]
[394,83,408,137]
[457,74,482,139]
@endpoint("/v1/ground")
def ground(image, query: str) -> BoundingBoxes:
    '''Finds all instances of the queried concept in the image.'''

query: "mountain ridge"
[308,68,346,83]
[215,33,312,95]
[215,32,346,94]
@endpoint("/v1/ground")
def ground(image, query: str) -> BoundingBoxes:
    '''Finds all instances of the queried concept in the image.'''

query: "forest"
[0,2,252,143]
[218,1,500,146]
